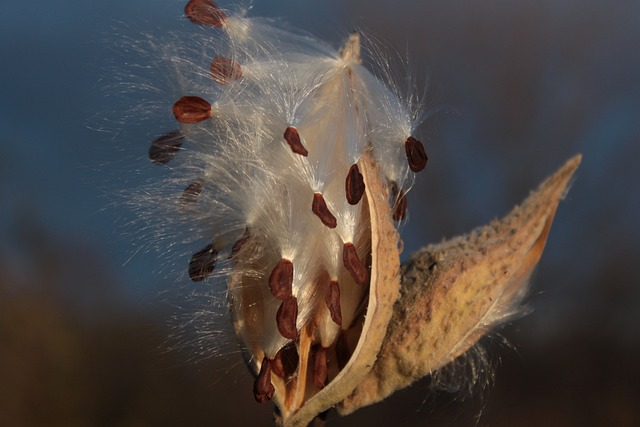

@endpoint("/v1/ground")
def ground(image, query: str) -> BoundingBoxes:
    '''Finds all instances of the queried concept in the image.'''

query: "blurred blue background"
[1,0,639,426]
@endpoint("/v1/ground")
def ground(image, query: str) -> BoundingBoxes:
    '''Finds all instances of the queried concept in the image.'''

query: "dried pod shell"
[338,154,582,414]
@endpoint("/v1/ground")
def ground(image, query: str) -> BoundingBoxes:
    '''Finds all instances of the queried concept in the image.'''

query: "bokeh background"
[1,0,639,426]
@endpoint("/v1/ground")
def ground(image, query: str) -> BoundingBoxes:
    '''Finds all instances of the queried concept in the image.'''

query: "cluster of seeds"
[148,0,427,410]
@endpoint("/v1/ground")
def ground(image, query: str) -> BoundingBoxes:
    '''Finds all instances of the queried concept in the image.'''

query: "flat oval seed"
[188,243,218,282]
[284,126,308,157]
[270,342,299,379]
[149,130,184,164]
[253,357,275,403]
[313,346,328,389]
[405,136,428,172]
[345,163,365,205]
[173,96,212,124]
[276,297,298,339]
[228,227,251,259]
[269,259,293,300]
[312,193,337,229]
[391,182,408,221]
[210,56,242,84]
[343,242,368,285]
[325,280,342,326]
[180,180,203,207]
[184,0,226,27]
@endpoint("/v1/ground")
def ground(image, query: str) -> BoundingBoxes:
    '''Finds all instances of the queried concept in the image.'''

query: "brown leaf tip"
[185,0,226,27]
[345,163,365,205]
[188,243,218,281]
[210,56,242,84]
[405,136,428,172]
[284,126,309,157]
[173,96,212,124]
[149,130,184,164]
[269,258,294,300]
[253,357,275,403]
[312,193,337,228]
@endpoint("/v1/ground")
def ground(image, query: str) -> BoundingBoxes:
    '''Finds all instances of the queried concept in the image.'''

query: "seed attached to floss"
[276,296,299,339]
[173,96,212,124]
[184,0,226,27]
[312,193,337,228]
[313,346,328,389]
[325,280,342,326]
[343,242,368,285]
[283,126,309,157]
[253,357,275,403]
[180,180,203,207]
[345,163,365,205]
[149,130,184,165]
[391,182,408,221]
[210,56,242,84]
[228,227,251,259]
[188,243,218,282]
[269,259,294,300]
[270,342,299,379]
[405,136,428,172]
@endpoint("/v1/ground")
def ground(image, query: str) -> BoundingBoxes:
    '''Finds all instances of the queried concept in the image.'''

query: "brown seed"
[313,346,328,390]
[269,259,293,300]
[283,126,309,157]
[173,96,212,124]
[343,242,368,285]
[210,56,242,84]
[345,163,365,205]
[312,193,337,229]
[325,280,342,326]
[180,180,203,206]
[253,356,275,403]
[228,227,251,259]
[149,130,184,164]
[271,343,299,379]
[184,0,226,27]
[405,136,428,172]
[188,243,218,281]
[276,297,298,339]
[391,182,408,221]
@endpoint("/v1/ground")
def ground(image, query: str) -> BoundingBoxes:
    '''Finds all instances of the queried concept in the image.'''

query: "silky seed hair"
[133,0,430,405]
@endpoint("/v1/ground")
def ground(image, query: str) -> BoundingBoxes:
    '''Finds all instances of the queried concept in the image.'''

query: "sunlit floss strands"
[131,2,581,426]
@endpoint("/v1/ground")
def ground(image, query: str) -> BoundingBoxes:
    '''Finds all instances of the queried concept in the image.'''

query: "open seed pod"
[140,3,581,426]
[229,150,401,427]
[145,3,427,426]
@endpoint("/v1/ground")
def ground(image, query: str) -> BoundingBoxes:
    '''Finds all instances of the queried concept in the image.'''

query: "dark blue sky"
[2,0,639,318]
[2,0,639,319]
